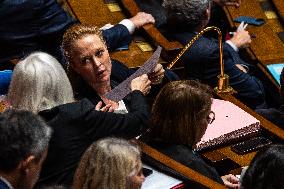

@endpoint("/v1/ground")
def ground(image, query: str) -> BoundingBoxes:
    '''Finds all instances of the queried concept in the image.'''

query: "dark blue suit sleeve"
[102,24,132,52]
[173,31,266,109]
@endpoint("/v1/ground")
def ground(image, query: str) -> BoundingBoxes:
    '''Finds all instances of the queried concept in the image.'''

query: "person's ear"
[19,155,36,175]
[194,119,208,145]
[205,8,210,21]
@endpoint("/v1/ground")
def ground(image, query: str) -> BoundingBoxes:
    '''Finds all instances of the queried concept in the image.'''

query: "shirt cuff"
[226,40,239,52]
[119,19,135,34]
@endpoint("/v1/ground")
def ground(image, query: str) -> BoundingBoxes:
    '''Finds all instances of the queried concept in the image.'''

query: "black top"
[256,105,284,129]
[143,138,224,188]
[36,91,149,187]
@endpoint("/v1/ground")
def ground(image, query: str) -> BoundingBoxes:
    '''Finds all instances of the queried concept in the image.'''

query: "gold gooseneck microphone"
[167,26,235,94]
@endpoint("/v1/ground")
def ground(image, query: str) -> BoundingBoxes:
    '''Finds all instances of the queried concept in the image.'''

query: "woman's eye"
[82,57,91,64]
[95,50,104,57]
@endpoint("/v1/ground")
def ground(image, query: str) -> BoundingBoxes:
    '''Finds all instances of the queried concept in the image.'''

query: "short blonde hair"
[73,138,141,189]
[62,24,105,64]
[8,52,74,113]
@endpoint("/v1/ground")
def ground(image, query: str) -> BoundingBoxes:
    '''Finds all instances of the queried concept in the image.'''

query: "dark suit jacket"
[0,0,131,69]
[256,105,284,129]
[168,30,266,109]
[0,179,11,189]
[36,92,149,187]
[0,0,75,67]
[143,138,224,188]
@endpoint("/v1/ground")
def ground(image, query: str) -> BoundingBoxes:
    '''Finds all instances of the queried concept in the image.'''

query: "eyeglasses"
[206,111,215,124]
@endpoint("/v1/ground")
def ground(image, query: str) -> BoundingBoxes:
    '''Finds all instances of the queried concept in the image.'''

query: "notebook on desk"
[195,99,261,151]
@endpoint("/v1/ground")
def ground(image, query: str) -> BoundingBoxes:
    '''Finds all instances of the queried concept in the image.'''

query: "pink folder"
[195,99,260,151]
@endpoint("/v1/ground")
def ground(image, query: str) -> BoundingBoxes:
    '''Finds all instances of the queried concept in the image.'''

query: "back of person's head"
[73,138,143,189]
[62,24,105,64]
[241,145,284,189]
[0,109,52,189]
[150,80,212,146]
[163,0,211,29]
[8,52,74,113]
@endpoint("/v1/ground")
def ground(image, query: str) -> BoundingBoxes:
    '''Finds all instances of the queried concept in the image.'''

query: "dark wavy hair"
[150,80,212,146]
[241,144,284,189]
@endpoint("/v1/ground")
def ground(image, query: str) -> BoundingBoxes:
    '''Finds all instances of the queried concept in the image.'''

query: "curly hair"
[62,24,105,64]
[73,138,142,189]
[150,80,212,146]
[163,0,211,29]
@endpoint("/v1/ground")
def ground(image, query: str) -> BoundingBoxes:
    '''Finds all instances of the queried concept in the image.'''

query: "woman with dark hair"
[73,138,145,189]
[143,80,239,188]
[241,145,284,189]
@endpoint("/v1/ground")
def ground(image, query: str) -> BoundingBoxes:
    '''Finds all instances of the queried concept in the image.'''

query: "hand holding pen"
[229,22,252,49]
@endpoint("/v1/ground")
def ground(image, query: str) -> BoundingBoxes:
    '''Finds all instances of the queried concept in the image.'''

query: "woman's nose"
[92,56,101,67]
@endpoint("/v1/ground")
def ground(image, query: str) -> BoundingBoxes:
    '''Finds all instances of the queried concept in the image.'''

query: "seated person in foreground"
[162,0,266,109]
[62,24,165,111]
[7,52,151,187]
[256,67,284,129]
[241,144,284,189]
[142,80,239,188]
[0,109,52,189]
[72,137,145,189]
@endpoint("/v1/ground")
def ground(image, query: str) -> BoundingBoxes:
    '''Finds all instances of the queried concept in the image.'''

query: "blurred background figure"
[0,109,52,189]
[241,144,284,189]
[0,0,75,69]
[256,67,284,129]
[0,0,155,69]
[72,137,145,189]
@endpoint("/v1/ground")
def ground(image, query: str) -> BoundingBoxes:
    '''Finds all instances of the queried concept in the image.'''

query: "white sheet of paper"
[142,165,182,189]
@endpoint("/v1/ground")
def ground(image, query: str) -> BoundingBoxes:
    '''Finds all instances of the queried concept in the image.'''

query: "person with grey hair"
[163,0,266,110]
[0,109,52,189]
[7,52,151,187]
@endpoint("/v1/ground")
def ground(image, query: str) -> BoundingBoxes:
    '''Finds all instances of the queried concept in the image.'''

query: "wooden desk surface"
[223,0,284,65]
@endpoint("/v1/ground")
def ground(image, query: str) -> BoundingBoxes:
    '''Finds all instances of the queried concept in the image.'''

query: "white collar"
[0,176,14,189]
